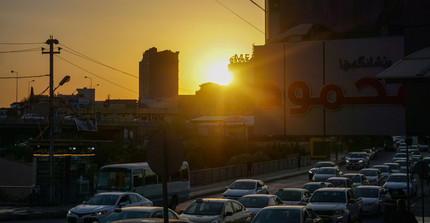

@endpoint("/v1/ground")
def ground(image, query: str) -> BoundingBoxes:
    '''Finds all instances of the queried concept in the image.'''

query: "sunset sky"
[0,0,265,107]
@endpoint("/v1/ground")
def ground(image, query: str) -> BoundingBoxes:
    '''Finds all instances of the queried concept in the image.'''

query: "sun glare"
[206,62,233,85]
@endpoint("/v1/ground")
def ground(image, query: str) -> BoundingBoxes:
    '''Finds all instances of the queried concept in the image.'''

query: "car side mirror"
[225,211,233,216]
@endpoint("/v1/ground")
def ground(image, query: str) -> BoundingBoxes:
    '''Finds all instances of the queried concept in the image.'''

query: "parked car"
[302,182,334,194]
[307,188,362,223]
[274,188,311,205]
[345,152,369,170]
[222,179,269,200]
[342,173,369,186]
[99,207,190,223]
[359,168,384,186]
[180,198,252,223]
[372,165,391,181]
[326,177,356,190]
[251,205,323,223]
[238,194,284,217]
[384,162,400,173]
[353,186,391,216]
[66,192,153,223]
[383,173,417,198]
[312,167,342,182]
[308,161,337,181]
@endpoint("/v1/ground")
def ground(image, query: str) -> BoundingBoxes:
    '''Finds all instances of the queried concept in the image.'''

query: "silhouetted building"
[139,47,179,103]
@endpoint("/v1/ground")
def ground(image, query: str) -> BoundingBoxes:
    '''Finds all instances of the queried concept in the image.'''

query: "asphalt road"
[7,150,429,223]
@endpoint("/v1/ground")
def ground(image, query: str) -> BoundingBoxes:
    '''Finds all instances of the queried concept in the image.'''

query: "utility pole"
[42,35,60,205]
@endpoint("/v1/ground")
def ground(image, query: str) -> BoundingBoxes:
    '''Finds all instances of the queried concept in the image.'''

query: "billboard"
[254,36,405,136]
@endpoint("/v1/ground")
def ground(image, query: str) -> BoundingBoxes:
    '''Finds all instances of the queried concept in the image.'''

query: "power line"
[59,44,138,78]
[0,47,41,53]
[0,74,49,79]
[0,42,43,45]
[55,55,138,94]
[214,0,264,35]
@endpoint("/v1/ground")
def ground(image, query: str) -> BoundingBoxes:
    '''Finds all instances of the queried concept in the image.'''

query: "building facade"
[139,47,179,103]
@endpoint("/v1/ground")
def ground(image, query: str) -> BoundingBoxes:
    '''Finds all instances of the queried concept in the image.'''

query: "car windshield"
[374,166,389,173]
[360,170,377,176]
[99,211,151,223]
[344,175,361,183]
[303,184,323,193]
[86,194,119,205]
[327,179,346,187]
[229,181,256,190]
[252,209,300,223]
[314,162,332,168]
[387,175,407,182]
[316,168,335,174]
[238,197,269,208]
[183,201,224,215]
[354,188,379,198]
[349,153,363,158]
[394,153,407,158]
[310,191,346,203]
[275,190,301,201]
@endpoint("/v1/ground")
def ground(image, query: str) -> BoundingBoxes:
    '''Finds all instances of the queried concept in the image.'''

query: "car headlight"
[346,160,350,163]
[92,210,108,216]
[67,210,72,215]
[358,160,363,163]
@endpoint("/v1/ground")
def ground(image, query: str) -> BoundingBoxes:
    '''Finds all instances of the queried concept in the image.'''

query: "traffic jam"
[67,136,428,223]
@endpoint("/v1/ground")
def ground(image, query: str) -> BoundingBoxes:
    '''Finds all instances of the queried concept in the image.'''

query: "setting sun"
[206,61,233,85]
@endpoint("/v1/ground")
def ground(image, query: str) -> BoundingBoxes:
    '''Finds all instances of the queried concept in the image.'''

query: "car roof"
[316,161,335,164]
[233,179,260,183]
[313,187,349,192]
[117,206,164,212]
[327,177,349,180]
[343,173,364,176]
[360,168,379,171]
[260,205,305,211]
[390,173,408,176]
[277,188,306,192]
[355,185,382,189]
[319,166,336,169]
[96,192,136,196]
[384,162,400,165]
[241,194,277,198]
[194,198,232,203]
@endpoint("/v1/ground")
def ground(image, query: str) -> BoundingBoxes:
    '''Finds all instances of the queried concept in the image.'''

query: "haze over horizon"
[0,0,264,108]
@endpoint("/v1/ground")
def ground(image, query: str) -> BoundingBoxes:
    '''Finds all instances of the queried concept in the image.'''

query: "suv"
[345,152,370,170]
[307,188,362,223]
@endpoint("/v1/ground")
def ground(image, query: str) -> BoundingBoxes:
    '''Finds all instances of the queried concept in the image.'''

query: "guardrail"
[190,155,311,185]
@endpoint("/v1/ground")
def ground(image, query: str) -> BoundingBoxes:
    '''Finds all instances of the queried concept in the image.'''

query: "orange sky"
[0,0,264,107]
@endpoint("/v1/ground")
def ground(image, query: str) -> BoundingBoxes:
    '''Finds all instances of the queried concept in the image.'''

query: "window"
[133,169,144,187]
[119,195,131,205]
[130,194,140,203]
[152,211,163,218]
[144,169,158,185]
[232,201,243,213]
[224,202,233,215]
[168,210,178,219]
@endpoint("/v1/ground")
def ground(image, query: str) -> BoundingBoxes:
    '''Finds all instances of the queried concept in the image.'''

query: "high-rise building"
[139,47,179,103]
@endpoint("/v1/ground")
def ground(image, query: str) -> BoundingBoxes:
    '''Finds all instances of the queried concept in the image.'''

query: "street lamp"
[11,70,18,102]
[28,80,35,96]
[84,76,92,88]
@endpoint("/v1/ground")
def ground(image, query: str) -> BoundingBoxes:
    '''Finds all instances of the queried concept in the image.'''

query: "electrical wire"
[0,47,41,53]
[55,55,138,94]
[0,74,49,79]
[214,0,264,35]
[59,44,138,78]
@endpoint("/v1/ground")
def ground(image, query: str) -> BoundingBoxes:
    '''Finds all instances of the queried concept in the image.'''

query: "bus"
[96,161,190,209]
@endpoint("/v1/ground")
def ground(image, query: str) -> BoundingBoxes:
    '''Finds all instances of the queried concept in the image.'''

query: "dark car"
[308,161,337,181]
[302,182,335,194]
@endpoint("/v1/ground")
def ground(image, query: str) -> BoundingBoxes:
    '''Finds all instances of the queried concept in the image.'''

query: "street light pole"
[84,76,92,88]
[11,70,18,102]
[28,80,35,96]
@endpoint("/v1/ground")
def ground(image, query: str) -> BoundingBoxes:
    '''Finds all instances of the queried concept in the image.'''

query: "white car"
[66,192,153,223]
[353,186,391,216]
[274,188,311,205]
[359,168,384,186]
[307,188,362,223]
[222,179,269,200]
[238,194,284,217]
[180,198,252,223]
[251,205,323,223]
[383,173,417,198]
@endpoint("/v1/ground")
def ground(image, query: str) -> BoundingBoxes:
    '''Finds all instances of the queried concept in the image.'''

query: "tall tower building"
[139,47,179,102]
